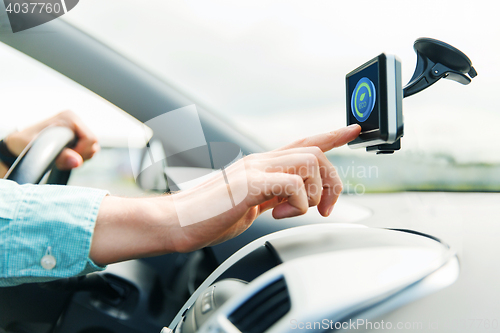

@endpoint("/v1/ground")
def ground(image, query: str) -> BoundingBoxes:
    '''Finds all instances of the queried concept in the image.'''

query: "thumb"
[55,148,84,170]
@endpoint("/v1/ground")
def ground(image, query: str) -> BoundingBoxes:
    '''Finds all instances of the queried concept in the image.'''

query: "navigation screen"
[347,60,380,132]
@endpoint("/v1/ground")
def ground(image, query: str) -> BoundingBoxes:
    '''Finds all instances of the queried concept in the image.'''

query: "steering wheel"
[4,126,76,185]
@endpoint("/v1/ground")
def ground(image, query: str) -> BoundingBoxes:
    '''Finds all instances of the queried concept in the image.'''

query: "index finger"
[276,124,361,153]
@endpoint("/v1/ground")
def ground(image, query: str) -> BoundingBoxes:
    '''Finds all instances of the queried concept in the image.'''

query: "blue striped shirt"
[0,179,108,286]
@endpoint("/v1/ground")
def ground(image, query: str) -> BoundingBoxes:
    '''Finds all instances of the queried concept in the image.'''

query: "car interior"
[0,1,499,333]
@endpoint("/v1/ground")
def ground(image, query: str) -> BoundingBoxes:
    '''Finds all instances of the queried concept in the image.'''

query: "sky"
[1,0,499,162]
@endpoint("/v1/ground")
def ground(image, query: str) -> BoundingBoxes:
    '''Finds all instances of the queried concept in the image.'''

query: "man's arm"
[0,110,102,287]
[89,124,361,265]
[0,122,359,286]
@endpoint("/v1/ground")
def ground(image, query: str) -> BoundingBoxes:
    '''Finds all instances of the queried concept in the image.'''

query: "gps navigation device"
[347,38,477,154]
[346,53,403,152]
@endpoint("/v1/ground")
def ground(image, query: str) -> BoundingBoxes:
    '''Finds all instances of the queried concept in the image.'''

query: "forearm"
[90,195,179,266]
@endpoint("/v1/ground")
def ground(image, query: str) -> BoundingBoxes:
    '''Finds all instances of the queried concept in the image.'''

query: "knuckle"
[243,153,254,161]
[89,135,99,144]
[243,153,259,164]
[335,181,344,194]
[52,119,66,127]
[309,188,322,204]
[59,110,74,118]
[304,153,319,166]
[290,174,303,188]
[309,146,323,156]
[293,173,304,184]
[327,130,341,141]
[298,205,308,215]
[293,137,308,147]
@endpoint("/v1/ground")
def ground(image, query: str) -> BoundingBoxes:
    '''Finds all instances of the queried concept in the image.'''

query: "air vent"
[228,277,291,333]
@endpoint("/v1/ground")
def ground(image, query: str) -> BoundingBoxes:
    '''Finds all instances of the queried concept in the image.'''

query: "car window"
[0,42,146,195]
[61,1,500,192]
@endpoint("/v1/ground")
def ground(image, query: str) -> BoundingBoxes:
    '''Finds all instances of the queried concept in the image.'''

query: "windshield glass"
[63,0,500,192]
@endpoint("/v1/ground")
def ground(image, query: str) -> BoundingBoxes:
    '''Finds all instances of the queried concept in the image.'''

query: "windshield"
[63,0,500,192]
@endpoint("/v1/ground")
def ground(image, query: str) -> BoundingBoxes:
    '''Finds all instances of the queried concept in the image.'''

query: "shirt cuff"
[0,180,109,286]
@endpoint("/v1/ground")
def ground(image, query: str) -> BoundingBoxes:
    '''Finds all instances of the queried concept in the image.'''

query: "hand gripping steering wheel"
[4,126,77,185]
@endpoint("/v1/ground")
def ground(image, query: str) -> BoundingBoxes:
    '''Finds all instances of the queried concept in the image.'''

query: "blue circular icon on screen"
[351,77,376,122]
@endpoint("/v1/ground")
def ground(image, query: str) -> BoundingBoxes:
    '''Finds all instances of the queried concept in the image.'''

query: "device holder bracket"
[403,38,477,98]
[368,37,477,154]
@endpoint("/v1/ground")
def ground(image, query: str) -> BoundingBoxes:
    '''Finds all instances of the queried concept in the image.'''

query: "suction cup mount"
[403,38,477,98]
[368,38,477,154]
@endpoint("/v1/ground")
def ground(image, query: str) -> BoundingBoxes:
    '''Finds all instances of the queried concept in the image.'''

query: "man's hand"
[91,124,361,265]
[4,110,99,171]
[169,124,362,252]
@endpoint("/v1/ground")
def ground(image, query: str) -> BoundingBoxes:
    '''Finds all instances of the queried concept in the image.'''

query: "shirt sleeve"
[0,179,109,287]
